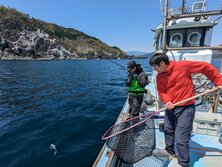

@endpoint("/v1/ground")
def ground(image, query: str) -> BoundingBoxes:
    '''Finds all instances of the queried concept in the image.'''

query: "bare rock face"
[0,38,10,55]
[0,6,128,60]
[0,29,78,60]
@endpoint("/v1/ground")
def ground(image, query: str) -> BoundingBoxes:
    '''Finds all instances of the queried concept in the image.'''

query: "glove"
[125,74,133,86]
[132,73,138,79]
[128,67,137,75]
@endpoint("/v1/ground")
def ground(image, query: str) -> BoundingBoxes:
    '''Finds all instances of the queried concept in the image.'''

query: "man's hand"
[128,67,136,75]
[166,101,174,110]
[217,85,222,89]
[127,73,134,80]
[132,73,138,79]
[125,74,133,86]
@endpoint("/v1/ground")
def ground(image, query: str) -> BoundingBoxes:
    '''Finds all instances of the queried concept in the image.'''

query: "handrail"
[166,46,222,51]
[167,10,222,20]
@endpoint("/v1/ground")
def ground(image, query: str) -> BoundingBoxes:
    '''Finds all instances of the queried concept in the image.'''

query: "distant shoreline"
[0,55,148,60]
[0,57,87,61]
[0,58,148,61]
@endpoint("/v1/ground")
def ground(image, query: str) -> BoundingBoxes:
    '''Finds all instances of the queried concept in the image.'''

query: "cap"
[127,61,137,70]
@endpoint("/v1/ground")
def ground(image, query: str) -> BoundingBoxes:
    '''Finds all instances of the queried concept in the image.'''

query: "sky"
[0,0,222,52]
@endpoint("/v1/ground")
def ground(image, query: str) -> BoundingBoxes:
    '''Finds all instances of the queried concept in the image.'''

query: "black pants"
[128,95,143,117]
[164,104,195,167]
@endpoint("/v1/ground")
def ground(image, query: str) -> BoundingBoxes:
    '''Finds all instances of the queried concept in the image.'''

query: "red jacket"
[157,60,222,106]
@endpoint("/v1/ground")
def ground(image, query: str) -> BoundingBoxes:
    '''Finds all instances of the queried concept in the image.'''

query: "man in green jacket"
[125,61,148,118]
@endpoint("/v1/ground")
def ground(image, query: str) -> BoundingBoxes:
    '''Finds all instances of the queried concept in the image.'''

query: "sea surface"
[0,59,152,167]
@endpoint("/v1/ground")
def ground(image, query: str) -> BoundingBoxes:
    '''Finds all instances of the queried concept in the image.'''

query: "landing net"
[106,115,156,164]
[102,89,218,164]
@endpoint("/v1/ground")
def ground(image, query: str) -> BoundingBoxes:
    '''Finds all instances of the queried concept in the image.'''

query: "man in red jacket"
[149,53,222,167]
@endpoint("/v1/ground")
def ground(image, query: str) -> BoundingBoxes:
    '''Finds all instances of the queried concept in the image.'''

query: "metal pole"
[166,46,222,51]
[182,0,186,14]
[167,10,222,20]
[162,0,169,53]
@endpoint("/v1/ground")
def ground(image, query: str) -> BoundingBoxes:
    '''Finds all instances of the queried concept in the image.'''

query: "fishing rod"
[106,59,128,71]
[106,59,140,78]
[106,58,149,80]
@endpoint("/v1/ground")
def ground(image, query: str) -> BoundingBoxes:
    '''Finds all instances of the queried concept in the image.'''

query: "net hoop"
[102,108,166,140]
[102,87,218,140]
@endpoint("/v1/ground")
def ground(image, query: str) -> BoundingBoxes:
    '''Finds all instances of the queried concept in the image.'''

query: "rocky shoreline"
[0,6,128,60]
[0,55,87,60]
[0,29,81,60]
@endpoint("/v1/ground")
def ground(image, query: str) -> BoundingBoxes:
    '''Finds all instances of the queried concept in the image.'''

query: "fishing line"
[106,59,128,71]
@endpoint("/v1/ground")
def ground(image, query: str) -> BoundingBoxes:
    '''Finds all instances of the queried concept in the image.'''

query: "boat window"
[188,32,201,46]
[204,27,213,46]
[156,31,163,51]
[185,28,203,47]
[167,29,185,48]
[166,27,211,48]
[170,33,183,47]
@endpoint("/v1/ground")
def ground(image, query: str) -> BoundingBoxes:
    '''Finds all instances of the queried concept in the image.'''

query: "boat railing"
[167,10,222,20]
[166,46,222,51]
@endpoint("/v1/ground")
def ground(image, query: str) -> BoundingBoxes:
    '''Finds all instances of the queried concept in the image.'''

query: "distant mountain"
[126,52,153,59]
[126,51,148,56]
[0,6,127,60]
[141,52,153,59]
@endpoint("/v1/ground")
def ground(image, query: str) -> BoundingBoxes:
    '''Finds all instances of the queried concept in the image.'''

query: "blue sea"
[0,59,151,167]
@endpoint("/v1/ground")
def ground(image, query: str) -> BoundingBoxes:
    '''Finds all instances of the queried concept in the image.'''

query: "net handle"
[102,87,218,140]
[173,87,218,106]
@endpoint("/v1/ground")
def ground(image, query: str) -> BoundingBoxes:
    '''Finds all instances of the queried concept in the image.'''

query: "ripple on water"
[0,60,151,167]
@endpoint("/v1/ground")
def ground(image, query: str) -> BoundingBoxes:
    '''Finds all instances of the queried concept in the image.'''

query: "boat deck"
[154,121,222,167]
[93,81,222,167]
[93,98,222,167]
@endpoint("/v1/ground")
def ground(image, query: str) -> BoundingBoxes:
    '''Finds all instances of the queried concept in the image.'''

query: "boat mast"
[162,0,169,53]
[181,0,186,14]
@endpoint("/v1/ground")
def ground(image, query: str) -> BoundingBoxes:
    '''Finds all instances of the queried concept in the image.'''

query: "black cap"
[127,61,137,70]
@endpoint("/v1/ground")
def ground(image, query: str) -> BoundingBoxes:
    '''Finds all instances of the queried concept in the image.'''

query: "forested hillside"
[0,6,127,60]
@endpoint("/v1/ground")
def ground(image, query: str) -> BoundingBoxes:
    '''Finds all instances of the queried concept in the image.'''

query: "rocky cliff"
[0,6,127,60]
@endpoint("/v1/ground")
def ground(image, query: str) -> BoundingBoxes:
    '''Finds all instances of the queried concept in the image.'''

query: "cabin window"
[158,27,212,49]
[166,27,211,48]
[204,27,213,46]
[156,31,163,51]
[170,33,183,47]
[185,28,202,47]
[167,29,185,48]
[187,32,201,46]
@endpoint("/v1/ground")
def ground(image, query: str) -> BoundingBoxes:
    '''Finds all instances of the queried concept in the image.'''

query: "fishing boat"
[93,0,222,166]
